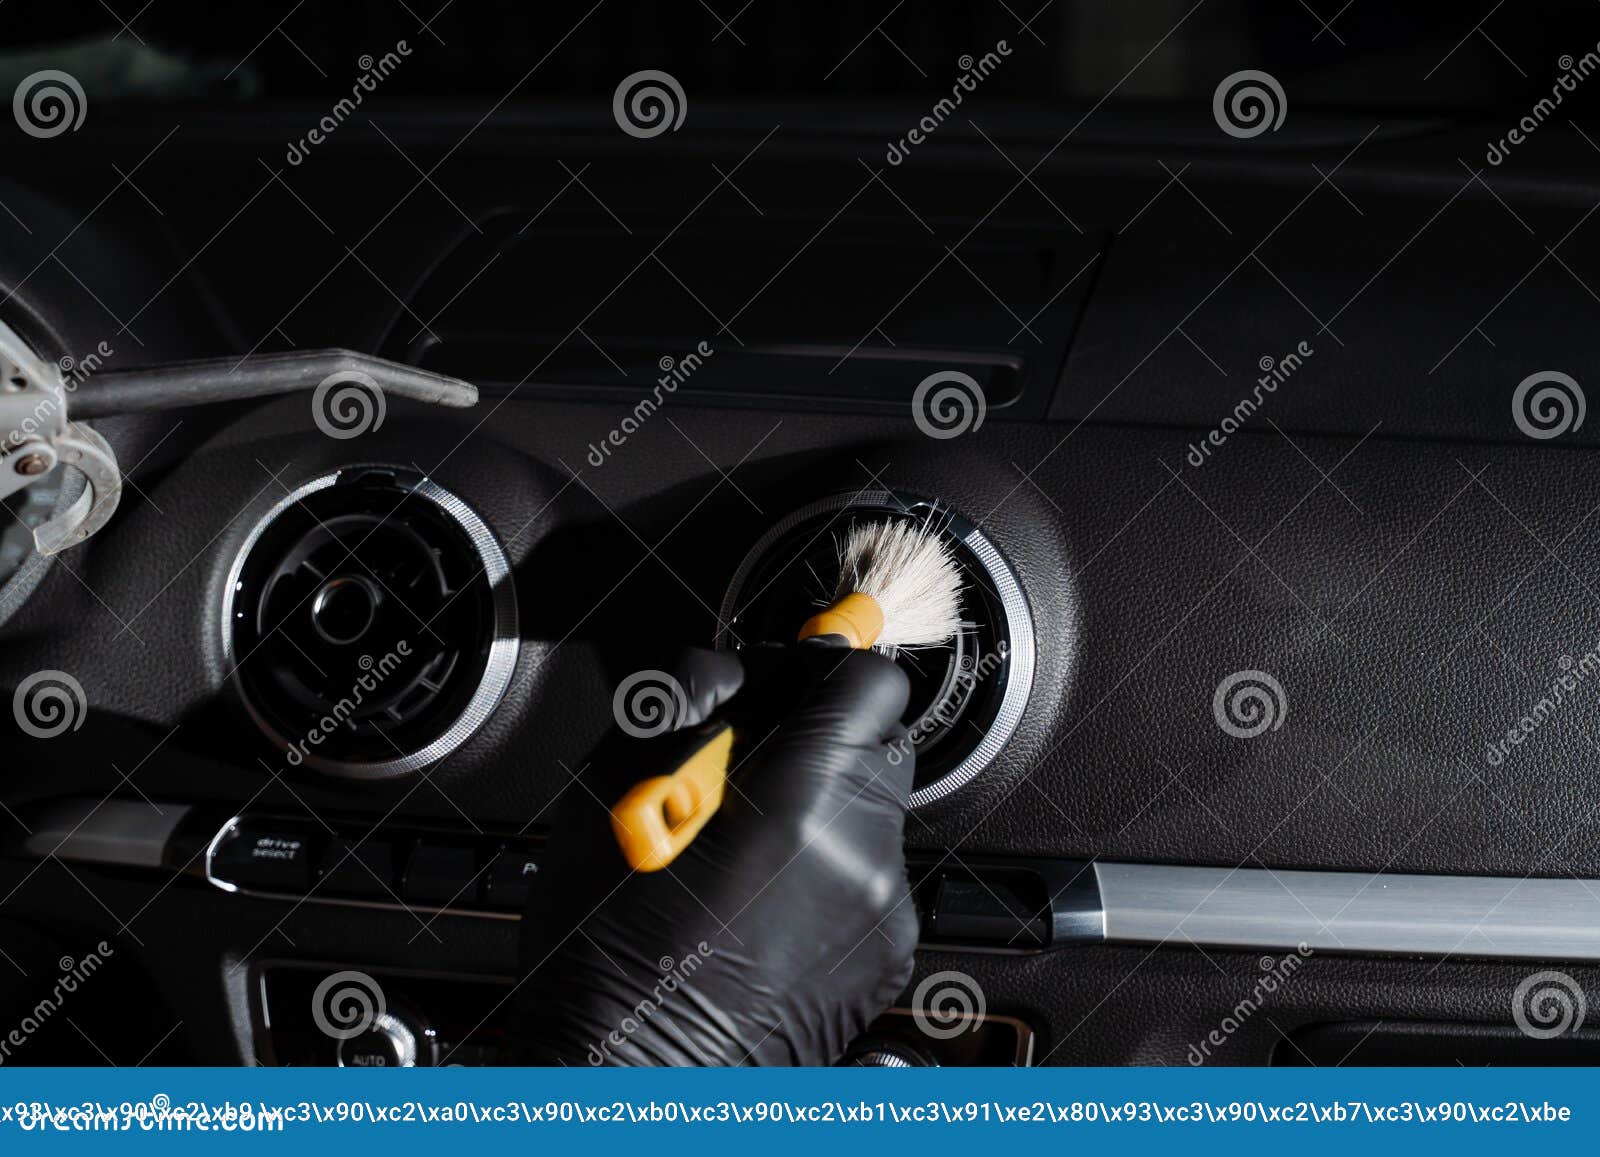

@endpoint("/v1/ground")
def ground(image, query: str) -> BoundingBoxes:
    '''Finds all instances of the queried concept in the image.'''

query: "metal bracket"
[0,324,478,555]
[0,320,112,555]
[32,422,120,553]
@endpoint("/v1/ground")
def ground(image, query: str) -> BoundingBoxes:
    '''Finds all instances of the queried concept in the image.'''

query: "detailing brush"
[800,520,964,650]
[612,518,964,871]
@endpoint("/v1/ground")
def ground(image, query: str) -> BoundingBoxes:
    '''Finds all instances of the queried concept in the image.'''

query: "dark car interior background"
[2,0,1600,1066]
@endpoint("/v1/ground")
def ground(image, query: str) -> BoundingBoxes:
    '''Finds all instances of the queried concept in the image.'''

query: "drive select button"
[211,823,317,891]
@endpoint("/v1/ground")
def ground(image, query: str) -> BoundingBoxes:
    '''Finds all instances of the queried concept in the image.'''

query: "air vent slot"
[383,216,1098,419]
[223,467,517,779]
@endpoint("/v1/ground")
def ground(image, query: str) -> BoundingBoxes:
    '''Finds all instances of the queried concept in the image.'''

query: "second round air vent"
[717,491,1034,807]
[223,466,517,779]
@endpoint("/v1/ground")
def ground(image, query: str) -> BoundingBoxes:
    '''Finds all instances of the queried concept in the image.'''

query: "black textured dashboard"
[4,58,1600,1063]
[10,390,1600,876]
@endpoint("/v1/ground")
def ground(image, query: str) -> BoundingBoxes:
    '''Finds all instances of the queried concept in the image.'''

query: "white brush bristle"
[834,520,963,649]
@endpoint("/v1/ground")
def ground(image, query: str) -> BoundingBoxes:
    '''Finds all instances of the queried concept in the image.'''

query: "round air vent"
[222,466,517,779]
[717,491,1034,807]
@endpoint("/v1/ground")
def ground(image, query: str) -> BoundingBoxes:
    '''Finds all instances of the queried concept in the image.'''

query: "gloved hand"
[515,643,917,1066]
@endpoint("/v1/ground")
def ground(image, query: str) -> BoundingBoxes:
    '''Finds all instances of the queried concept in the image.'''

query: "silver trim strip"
[1096,862,1600,961]
[194,813,1600,961]
[21,800,190,869]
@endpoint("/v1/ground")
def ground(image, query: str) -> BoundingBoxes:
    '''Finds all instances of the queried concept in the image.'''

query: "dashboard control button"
[484,847,541,910]
[211,824,316,891]
[402,843,479,906]
[317,837,396,899]
[336,1012,424,1068]
[839,1038,937,1066]
[928,874,1048,948]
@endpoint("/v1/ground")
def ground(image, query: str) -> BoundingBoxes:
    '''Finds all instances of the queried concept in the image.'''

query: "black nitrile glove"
[515,643,916,1066]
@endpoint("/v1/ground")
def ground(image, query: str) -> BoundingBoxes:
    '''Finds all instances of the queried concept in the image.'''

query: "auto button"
[336,1011,428,1068]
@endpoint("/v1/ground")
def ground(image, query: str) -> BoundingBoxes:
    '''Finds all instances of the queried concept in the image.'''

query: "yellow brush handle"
[610,593,885,872]
[797,591,884,648]
[611,725,734,872]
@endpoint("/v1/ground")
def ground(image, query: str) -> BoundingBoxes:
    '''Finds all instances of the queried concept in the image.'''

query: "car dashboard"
[4,5,1600,1067]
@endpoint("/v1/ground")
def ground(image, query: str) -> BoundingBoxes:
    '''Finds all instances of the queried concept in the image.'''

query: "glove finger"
[665,646,744,729]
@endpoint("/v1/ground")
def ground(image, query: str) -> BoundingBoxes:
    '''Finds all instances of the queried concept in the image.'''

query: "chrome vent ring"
[222,465,517,779]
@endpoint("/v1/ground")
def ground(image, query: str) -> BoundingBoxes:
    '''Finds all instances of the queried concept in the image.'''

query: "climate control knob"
[839,1038,937,1067]
[336,1011,431,1068]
